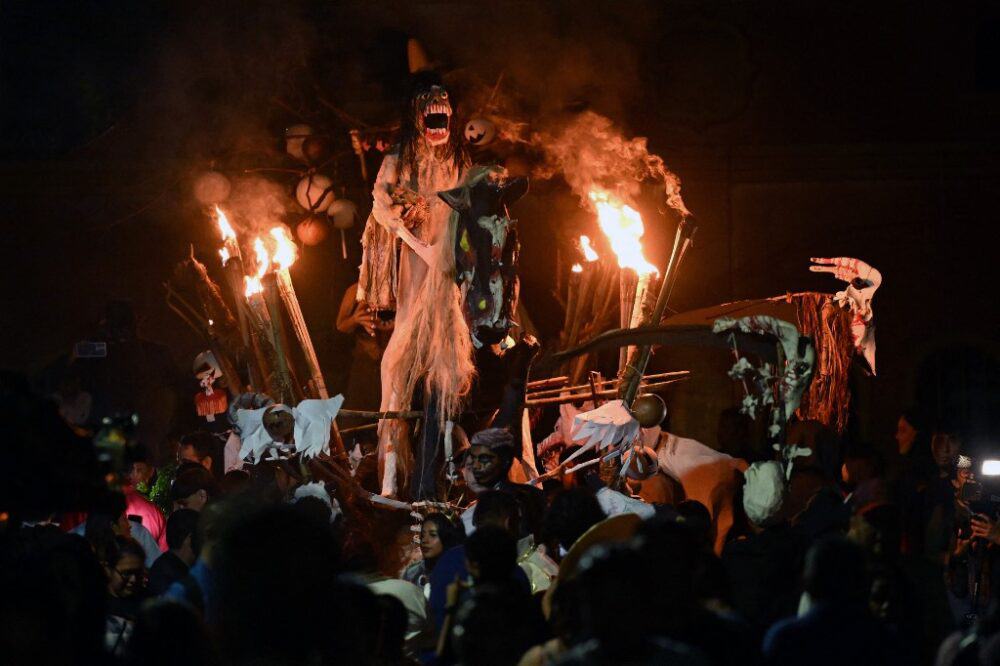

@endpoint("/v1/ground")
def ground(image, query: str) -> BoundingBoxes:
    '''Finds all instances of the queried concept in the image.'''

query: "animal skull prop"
[809,257,882,374]
[417,85,452,146]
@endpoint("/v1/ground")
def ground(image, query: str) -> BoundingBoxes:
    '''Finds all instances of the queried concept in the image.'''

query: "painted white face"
[417,86,452,146]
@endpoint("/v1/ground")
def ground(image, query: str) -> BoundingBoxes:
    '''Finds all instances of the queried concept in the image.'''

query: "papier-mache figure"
[809,256,882,374]
[359,70,474,497]
[192,351,228,423]
[236,396,344,463]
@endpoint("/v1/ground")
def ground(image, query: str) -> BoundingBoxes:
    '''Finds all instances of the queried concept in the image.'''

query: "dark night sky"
[1,1,998,444]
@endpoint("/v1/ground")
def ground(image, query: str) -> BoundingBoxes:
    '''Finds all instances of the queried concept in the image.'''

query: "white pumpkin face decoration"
[464,118,496,146]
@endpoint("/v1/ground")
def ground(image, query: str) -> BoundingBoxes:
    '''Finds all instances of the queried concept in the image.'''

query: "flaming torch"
[269,227,329,400]
[590,190,659,371]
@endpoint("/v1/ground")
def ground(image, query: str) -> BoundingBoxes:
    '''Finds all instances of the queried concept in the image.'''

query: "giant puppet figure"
[359,71,475,497]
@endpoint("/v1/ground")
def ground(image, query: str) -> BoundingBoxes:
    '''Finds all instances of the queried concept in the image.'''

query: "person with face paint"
[360,70,475,499]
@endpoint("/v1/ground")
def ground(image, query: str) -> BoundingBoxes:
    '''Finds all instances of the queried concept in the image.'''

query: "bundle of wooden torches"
[165,207,330,415]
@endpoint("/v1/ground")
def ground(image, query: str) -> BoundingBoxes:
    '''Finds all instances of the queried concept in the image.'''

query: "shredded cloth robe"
[362,146,474,496]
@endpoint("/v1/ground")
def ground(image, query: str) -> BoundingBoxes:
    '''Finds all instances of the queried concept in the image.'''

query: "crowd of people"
[3,360,1000,666]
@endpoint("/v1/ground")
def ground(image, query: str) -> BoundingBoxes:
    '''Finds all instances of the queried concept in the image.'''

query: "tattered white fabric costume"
[366,148,472,496]
[236,396,344,463]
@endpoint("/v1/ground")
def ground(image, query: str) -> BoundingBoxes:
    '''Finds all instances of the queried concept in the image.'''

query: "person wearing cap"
[171,465,219,512]
[461,427,545,538]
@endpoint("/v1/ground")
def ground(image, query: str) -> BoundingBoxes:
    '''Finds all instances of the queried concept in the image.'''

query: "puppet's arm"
[371,153,434,265]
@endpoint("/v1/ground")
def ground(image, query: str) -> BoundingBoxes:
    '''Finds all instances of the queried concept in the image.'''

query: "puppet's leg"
[491,336,540,429]
[412,388,441,501]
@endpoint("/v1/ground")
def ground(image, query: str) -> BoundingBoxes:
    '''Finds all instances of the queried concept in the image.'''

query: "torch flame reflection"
[589,190,657,276]
[579,235,599,262]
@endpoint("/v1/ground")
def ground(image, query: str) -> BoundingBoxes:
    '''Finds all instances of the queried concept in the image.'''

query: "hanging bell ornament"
[295,174,334,213]
[285,124,315,162]
[327,199,357,259]
[296,216,329,246]
[631,393,667,428]
[193,170,231,205]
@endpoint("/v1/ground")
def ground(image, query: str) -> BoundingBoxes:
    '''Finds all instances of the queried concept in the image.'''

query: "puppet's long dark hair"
[397,71,469,177]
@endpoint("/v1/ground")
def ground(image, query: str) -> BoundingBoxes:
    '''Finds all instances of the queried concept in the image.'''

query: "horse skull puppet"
[439,167,538,453]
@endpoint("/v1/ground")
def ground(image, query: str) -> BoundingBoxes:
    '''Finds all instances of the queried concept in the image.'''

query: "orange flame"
[589,190,657,276]
[215,206,236,242]
[219,247,231,263]
[269,226,297,270]
[579,235,599,262]
[571,263,583,273]
[244,276,263,297]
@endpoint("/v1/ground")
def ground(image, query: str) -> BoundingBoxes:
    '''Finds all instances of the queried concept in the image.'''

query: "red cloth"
[125,487,167,551]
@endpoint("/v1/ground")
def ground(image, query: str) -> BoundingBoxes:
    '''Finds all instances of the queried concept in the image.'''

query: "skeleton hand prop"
[236,396,344,463]
[809,257,882,373]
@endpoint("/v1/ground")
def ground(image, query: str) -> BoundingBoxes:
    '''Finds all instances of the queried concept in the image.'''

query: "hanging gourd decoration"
[296,216,329,246]
[327,198,357,259]
[193,170,231,205]
[302,135,332,165]
[464,117,496,146]
[285,124,315,162]
[631,393,667,428]
[295,173,334,213]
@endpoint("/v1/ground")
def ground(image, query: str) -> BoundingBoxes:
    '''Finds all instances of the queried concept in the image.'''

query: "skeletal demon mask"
[417,85,452,146]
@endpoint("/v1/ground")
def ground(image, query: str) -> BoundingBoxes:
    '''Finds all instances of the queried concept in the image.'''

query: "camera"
[961,459,1000,519]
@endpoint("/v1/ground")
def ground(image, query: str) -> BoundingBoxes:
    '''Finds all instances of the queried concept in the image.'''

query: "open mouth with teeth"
[422,102,452,144]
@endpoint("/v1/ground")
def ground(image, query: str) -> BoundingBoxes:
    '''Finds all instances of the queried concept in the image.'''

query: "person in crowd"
[463,428,546,537]
[403,512,465,593]
[123,598,220,666]
[763,535,900,665]
[76,490,164,567]
[99,536,149,657]
[429,491,537,629]
[542,487,607,560]
[923,431,964,563]
[171,464,220,512]
[336,281,393,428]
[348,538,435,655]
[177,431,224,479]
[451,585,549,666]
[219,469,251,496]
[722,461,806,638]
[848,503,952,664]
[123,454,168,550]
[148,508,199,596]
[841,441,889,513]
